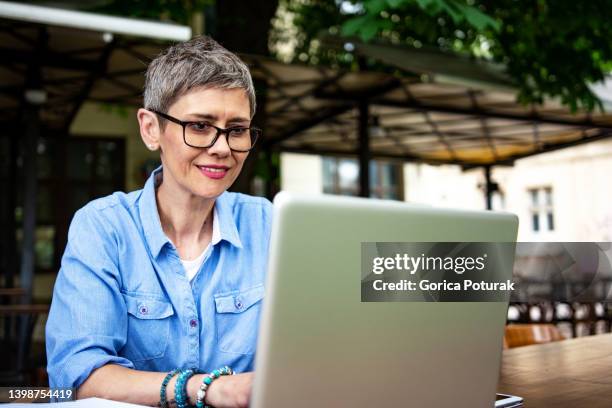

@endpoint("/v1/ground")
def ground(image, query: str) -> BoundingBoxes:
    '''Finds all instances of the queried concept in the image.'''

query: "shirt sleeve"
[46,205,134,390]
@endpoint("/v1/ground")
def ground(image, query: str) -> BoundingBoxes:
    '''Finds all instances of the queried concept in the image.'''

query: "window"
[322,157,403,200]
[11,136,125,274]
[528,187,554,232]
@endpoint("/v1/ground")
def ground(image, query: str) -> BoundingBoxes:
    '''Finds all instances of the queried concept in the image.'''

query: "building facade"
[280,138,612,242]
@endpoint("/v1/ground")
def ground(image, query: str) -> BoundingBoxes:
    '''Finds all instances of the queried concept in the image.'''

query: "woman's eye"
[229,127,248,136]
[189,122,211,132]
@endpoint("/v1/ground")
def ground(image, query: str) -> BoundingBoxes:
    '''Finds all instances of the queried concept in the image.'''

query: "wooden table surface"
[498,333,612,407]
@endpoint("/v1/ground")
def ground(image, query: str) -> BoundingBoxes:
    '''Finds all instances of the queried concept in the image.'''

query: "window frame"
[528,186,555,233]
[322,156,404,200]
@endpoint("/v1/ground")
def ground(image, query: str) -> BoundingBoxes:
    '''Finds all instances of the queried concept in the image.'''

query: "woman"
[46,36,270,408]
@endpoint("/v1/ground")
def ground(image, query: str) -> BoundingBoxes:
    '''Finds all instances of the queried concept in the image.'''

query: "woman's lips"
[197,165,229,179]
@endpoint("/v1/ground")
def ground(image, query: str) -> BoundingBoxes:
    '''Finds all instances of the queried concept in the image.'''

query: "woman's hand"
[199,372,253,408]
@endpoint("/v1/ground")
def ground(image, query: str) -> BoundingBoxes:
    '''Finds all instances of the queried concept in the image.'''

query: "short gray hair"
[144,36,256,121]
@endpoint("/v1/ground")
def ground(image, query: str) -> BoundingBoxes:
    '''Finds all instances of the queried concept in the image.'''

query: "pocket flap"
[122,293,174,319]
[214,284,264,314]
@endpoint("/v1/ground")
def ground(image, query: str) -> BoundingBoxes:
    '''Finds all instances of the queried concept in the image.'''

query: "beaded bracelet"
[175,368,202,408]
[160,368,181,408]
[195,366,234,408]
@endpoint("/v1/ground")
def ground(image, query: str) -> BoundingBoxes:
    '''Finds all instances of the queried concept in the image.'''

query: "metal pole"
[264,149,276,200]
[16,101,39,377]
[484,165,493,210]
[358,100,370,198]
[6,132,18,288]
[20,103,39,304]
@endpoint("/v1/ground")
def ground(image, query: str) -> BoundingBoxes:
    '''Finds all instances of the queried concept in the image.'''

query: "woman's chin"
[190,183,230,199]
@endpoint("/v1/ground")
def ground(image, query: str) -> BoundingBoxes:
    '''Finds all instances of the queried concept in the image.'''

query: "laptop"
[251,192,519,408]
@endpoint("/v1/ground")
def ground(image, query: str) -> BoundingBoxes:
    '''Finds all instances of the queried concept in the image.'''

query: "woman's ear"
[137,108,160,151]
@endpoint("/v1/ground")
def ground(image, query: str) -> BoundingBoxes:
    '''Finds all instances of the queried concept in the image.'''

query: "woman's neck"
[155,174,214,255]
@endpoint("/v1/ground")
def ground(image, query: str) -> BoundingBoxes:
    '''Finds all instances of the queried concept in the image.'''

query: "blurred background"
[1,0,612,387]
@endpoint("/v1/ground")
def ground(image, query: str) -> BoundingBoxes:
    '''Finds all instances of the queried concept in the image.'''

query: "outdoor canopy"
[2,0,612,169]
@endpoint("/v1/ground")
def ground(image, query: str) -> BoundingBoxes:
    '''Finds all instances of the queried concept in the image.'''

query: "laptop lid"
[252,192,518,408]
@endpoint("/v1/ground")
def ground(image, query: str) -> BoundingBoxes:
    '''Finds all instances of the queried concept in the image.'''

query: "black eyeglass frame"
[151,109,261,152]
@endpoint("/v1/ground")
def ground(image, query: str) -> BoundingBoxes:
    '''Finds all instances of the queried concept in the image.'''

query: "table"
[0,303,50,378]
[498,333,612,407]
[5,397,148,406]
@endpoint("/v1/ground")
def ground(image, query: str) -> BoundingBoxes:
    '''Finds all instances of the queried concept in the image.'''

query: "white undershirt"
[178,207,221,281]
[180,248,207,281]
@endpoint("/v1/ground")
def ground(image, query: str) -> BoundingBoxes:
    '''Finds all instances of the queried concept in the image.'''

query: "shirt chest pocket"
[121,293,175,362]
[214,284,264,355]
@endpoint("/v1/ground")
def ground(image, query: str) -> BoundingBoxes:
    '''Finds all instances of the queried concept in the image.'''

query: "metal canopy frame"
[2,17,610,170]
[1,3,612,196]
[252,63,612,168]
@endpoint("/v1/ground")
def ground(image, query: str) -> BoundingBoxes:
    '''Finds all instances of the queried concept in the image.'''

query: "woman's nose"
[206,132,232,156]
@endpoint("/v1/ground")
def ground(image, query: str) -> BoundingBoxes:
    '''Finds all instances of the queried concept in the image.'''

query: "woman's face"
[158,87,251,199]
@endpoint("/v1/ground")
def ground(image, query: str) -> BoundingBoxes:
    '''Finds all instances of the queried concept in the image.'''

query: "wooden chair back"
[505,323,565,348]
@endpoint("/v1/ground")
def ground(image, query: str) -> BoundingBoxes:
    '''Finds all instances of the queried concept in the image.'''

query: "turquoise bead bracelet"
[195,366,234,408]
[175,368,202,408]
[159,368,181,408]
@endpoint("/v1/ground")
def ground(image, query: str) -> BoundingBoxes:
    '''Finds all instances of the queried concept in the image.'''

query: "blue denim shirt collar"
[214,191,243,249]
[139,166,243,259]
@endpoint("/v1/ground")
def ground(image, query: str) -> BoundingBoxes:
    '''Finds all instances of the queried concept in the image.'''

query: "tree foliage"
[341,0,499,41]
[89,0,211,26]
[276,0,612,111]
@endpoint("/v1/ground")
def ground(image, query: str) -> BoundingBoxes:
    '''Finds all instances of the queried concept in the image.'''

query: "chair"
[504,323,565,348]
[0,289,50,386]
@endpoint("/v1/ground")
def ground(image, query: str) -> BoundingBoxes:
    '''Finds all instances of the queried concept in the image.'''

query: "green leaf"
[455,3,501,31]
[341,15,371,36]
[364,0,388,14]
[360,20,382,41]
[438,1,463,23]
[416,0,438,9]
[386,0,406,8]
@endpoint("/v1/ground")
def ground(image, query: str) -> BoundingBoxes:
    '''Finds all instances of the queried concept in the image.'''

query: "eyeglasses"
[151,110,261,152]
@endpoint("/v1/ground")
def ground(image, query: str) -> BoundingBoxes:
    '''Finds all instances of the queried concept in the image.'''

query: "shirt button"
[234,297,243,310]
[189,319,198,328]
[138,304,148,315]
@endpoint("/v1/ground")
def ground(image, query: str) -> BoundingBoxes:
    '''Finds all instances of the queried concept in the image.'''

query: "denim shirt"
[46,167,272,389]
